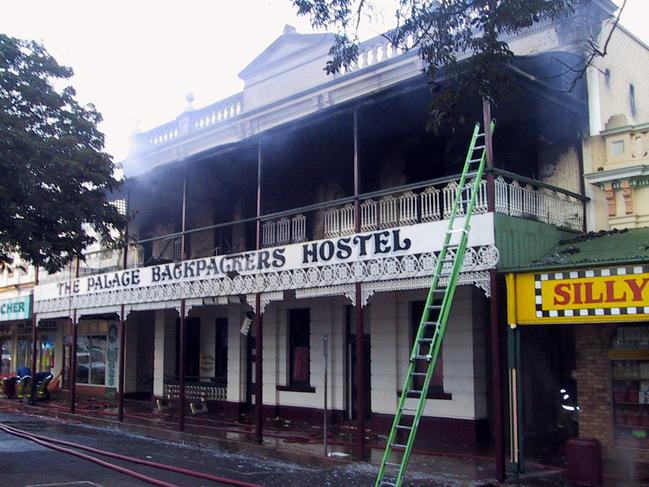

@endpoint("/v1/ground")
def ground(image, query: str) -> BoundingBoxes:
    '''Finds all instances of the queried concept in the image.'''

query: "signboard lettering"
[508,267,649,325]
[34,218,495,304]
[0,295,32,322]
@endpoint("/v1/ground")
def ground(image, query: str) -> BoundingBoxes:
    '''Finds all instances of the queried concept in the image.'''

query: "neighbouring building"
[504,16,649,477]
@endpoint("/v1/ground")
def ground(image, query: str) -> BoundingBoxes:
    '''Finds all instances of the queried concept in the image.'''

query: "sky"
[0,0,646,163]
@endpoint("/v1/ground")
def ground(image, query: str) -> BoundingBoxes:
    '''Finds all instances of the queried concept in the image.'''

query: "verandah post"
[483,97,505,483]
[353,108,367,460]
[254,141,264,445]
[118,304,126,422]
[178,298,187,431]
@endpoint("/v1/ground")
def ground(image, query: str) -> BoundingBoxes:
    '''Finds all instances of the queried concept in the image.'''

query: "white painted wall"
[143,286,487,421]
[151,309,179,397]
[373,287,488,420]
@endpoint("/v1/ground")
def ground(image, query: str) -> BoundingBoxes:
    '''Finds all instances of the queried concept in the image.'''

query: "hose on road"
[0,421,264,487]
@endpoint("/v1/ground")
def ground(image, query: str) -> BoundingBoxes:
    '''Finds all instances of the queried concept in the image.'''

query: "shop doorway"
[132,316,154,399]
[176,317,201,381]
[346,306,371,420]
[519,325,577,461]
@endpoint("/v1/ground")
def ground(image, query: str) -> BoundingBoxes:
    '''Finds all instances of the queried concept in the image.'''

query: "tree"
[291,0,624,128]
[0,34,127,273]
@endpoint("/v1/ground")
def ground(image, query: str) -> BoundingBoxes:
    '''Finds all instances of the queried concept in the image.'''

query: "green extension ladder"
[375,121,495,487]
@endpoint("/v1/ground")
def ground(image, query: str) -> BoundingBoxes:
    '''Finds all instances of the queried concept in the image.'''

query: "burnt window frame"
[404,300,451,400]
[213,317,228,385]
[278,308,315,393]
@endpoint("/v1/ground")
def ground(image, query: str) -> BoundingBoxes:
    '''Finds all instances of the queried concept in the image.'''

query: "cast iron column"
[69,257,80,414]
[118,206,129,422]
[29,267,39,405]
[254,141,264,444]
[70,309,78,413]
[483,98,505,482]
[178,299,187,431]
[29,312,37,405]
[118,304,126,421]
[353,109,367,460]
[180,166,188,260]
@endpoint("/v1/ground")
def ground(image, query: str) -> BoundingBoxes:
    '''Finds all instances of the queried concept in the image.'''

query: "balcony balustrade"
[37,172,585,284]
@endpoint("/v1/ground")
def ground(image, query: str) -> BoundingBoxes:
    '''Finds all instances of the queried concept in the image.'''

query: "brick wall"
[576,325,649,463]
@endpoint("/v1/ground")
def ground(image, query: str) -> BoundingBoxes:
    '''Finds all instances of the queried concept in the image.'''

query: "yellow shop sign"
[507,266,649,325]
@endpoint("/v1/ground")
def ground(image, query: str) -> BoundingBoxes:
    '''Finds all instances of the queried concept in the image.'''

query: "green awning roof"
[506,227,649,273]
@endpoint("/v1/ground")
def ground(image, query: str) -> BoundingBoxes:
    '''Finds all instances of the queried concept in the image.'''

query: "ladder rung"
[380,482,396,486]
[385,462,401,468]
[447,228,468,234]
[412,355,430,361]
[432,289,446,293]
[473,145,486,150]
[412,372,427,376]
[476,132,485,137]
[422,321,438,327]
[393,443,407,449]
[402,407,416,412]
[396,425,412,430]
[417,338,434,344]
[408,389,423,395]
[427,304,442,309]
[468,158,482,163]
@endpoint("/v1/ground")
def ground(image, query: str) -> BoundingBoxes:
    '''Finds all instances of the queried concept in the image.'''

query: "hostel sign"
[0,295,32,322]
[507,266,649,325]
[33,218,496,305]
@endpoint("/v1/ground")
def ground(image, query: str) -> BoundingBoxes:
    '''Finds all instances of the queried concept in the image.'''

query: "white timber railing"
[494,175,583,231]
[38,174,584,283]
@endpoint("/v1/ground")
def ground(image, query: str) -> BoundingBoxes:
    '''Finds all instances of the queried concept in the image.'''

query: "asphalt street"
[0,411,388,487]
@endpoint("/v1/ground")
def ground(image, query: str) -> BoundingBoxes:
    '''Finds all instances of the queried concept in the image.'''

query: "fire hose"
[0,421,264,487]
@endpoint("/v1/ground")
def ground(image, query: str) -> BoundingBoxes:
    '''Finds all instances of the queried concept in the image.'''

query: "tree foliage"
[291,0,612,128]
[0,34,127,273]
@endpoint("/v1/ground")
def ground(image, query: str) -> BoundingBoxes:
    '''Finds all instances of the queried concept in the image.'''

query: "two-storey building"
[25,0,645,477]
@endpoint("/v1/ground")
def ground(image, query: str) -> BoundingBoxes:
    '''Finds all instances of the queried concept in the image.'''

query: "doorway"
[346,306,371,420]
[176,317,201,381]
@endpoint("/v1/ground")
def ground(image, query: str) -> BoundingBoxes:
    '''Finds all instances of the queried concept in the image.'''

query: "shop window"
[16,337,30,371]
[38,336,55,373]
[289,309,310,387]
[1,337,12,374]
[610,325,649,450]
[410,301,447,398]
[76,335,107,386]
[214,318,228,384]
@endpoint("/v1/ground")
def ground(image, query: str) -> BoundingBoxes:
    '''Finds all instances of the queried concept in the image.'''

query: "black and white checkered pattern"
[534,266,649,318]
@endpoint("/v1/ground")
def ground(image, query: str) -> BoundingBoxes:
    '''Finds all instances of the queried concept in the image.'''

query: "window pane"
[76,336,91,384]
[76,335,107,385]
[289,309,310,385]
[1,339,12,374]
[89,336,107,385]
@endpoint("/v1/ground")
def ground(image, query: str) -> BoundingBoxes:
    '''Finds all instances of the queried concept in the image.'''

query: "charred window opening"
[262,112,354,214]
[288,308,310,387]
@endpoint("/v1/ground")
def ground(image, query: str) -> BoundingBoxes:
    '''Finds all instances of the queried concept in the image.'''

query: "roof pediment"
[238,25,334,81]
